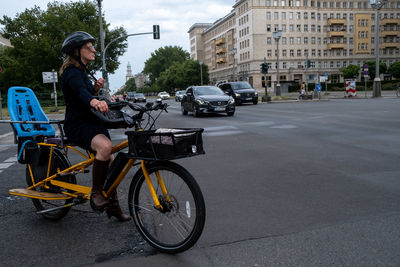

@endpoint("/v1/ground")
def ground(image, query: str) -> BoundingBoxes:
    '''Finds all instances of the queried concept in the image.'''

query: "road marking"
[0,132,14,139]
[270,124,298,129]
[4,156,17,162]
[0,162,14,169]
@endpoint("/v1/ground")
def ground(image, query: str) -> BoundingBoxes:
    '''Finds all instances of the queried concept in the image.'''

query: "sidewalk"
[258,90,398,102]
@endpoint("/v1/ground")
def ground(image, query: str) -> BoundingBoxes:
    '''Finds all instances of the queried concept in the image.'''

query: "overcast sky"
[1,0,233,93]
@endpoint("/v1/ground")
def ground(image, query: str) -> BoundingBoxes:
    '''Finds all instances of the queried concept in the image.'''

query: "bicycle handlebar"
[90,100,168,129]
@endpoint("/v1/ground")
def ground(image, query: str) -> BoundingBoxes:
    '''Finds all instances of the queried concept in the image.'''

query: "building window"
[290,49,294,56]
[311,25,316,32]
[267,50,272,56]
[304,12,308,19]
[282,24,287,32]
[304,37,309,44]
[266,12,271,20]
[289,24,294,32]
[281,0,286,6]
[274,12,279,19]
[289,12,294,19]
[297,49,302,56]
[282,12,286,19]
[290,37,294,44]
[267,24,271,32]
[297,37,301,44]
[275,24,279,31]
[283,49,287,56]
[311,37,316,44]
[297,24,301,32]
[266,0,271,6]
[304,25,308,32]
[267,37,272,44]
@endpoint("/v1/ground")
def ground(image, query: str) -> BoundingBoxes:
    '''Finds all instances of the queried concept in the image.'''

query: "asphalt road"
[1,97,400,266]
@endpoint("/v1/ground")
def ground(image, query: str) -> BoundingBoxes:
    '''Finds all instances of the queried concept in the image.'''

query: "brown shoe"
[90,159,110,211]
[106,191,131,222]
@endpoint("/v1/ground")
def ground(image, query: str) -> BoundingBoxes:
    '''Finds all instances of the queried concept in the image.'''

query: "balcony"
[216,57,226,64]
[327,18,346,26]
[216,47,226,54]
[381,31,399,37]
[327,43,345,49]
[215,38,226,46]
[381,42,399,49]
[327,31,346,37]
[381,18,400,25]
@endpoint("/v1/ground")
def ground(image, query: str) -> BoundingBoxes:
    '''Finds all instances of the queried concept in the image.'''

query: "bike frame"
[11,139,165,210]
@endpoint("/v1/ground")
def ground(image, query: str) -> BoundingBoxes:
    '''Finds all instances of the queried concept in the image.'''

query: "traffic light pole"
[101,26,160,97]
[305,53,309,94]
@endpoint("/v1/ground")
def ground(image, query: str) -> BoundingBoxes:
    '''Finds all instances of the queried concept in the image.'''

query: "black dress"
[61,65,110,150]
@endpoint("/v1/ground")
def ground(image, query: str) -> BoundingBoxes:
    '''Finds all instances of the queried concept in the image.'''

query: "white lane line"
[0,162,14,169]
[270,124,298,129]
[0,132,14,139]
[4,156,17,162]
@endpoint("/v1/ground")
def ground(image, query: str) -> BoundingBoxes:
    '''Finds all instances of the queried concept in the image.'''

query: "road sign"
[324,73,329,77]
[363,64,369,78]
[42,72,58,83]
[320,76,327,82]
[316,83,322,92]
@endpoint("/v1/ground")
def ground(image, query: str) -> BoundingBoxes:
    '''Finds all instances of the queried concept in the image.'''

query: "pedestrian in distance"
[59,31,130,222]
[299,82,306,100]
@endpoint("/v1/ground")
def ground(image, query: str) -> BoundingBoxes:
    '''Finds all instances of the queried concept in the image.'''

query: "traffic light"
[260,63,268,74]
[306,60,312,68]
[153,25,160,39]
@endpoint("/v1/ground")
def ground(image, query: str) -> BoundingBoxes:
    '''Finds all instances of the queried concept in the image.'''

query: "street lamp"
[273,30,282,96]
[199,60,203,85]
[371,0,387,97]
[230,48,236,81]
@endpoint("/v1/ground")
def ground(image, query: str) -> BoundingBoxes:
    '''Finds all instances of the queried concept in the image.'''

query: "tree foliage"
[339,64,360,79]
[388,61,400,79]
[124,77,136,92]
[364,60,387,80]
[156,59,209,93]
[143,46,190,84]
[0,1,127,94]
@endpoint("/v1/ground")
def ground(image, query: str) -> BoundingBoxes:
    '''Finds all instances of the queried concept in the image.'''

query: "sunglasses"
[84,45,96,52]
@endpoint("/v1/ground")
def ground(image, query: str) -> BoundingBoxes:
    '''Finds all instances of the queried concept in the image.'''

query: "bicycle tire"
[25,147,76,220]
[128,161,206,254]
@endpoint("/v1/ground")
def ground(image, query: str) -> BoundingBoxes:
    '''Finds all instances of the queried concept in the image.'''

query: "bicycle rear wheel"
[26,147,76,220]
[128,161,206,254]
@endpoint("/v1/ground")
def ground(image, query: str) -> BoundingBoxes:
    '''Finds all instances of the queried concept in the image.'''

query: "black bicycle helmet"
[61,31,95,55]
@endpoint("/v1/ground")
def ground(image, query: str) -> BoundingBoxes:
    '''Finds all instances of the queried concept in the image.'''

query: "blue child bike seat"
[8,86,55,138]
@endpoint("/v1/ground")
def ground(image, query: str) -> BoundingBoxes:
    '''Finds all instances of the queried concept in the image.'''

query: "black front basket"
[126,128,205,160]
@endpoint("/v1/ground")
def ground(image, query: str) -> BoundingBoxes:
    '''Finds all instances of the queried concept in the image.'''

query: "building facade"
[189,0,400,91]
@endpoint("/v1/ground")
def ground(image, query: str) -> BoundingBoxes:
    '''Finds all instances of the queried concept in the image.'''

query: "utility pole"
[97,0,109,98]
[305,53,309,94]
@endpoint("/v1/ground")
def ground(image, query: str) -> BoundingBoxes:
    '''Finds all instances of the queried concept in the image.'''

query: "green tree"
[124,77,136,92]
[0,1,127,94]
[143,46,190,84]
[339,64,360,79]
[364,60,387,80]
[156,59,209,93]
[388,61,400,79]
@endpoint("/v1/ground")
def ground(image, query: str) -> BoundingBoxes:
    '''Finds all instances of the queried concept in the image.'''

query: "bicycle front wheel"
[128,161,206,254]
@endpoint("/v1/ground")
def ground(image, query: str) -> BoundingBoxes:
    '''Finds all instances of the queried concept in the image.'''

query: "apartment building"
[188,0,400,91]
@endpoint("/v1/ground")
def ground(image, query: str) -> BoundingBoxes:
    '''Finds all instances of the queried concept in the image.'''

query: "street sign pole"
[52,70,58,111]
[0,91,2,119]
[364,64,369,98]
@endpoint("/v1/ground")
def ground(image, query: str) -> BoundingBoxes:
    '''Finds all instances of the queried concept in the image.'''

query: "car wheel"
[227,111,235,116]
[193,105,201,117]
[253,99,258,105]
[236,99,241,105]
[181,106,188,115]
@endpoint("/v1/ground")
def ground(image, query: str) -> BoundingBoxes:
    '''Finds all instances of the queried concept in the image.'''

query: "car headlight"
[229,98,235,104]
[196,99,209,105]
[254,91,258,95]
[235,93,240,97]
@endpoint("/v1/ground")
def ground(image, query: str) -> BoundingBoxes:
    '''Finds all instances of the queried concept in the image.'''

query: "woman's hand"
[94,78,104,93]
[90,98,109,113]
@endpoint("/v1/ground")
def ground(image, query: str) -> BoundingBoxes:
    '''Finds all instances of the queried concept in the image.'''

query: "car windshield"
[231,82,252,90]
[194,86,224,96]
[135,93,144,97]
[177,91,185,95]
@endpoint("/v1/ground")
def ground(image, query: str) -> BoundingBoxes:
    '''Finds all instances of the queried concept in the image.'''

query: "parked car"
[157,91,170,100]
[175,90,185,102]
[181,86,235,117]
[126,91,136,100]
[131,93,146,103]
[217,81,258,105]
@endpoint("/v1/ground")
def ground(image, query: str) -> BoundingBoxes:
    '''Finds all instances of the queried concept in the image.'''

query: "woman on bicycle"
[59,31,130,222]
